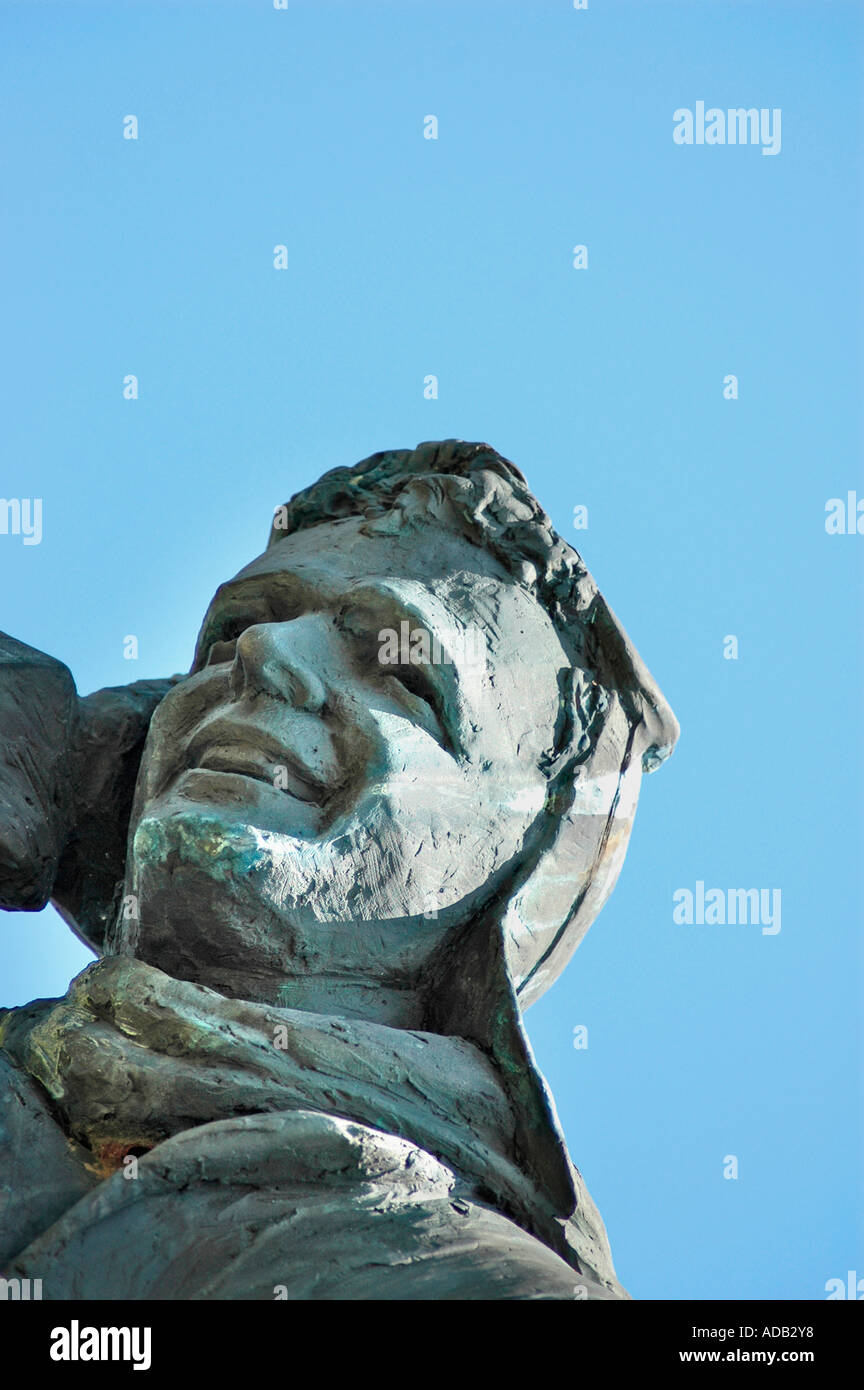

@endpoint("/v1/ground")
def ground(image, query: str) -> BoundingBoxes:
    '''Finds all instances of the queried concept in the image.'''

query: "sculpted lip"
[184,722,329,805]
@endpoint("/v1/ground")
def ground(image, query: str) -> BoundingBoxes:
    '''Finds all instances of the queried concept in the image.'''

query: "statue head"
[115,441,678,1035]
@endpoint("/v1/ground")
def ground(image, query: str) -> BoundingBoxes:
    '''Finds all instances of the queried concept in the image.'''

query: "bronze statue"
[0,440,678,1299]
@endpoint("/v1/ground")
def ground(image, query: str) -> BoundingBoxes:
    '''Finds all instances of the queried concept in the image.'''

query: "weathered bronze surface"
[0,441,677,1299]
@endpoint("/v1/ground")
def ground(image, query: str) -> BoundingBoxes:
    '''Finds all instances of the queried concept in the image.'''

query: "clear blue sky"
[1,0,861,1301]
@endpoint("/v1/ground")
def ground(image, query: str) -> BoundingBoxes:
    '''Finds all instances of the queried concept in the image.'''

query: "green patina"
[133,813,267,882]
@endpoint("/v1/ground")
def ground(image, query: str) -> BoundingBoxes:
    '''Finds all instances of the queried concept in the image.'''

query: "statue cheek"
[366,771,532,898]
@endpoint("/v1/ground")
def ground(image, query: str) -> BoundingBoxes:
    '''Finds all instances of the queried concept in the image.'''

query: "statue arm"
[0,632,179,953]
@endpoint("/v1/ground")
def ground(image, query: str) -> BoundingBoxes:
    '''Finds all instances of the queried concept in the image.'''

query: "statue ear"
[51,677,181,955]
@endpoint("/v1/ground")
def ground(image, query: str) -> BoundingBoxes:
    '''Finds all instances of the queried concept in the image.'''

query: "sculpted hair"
[268,438,677,777]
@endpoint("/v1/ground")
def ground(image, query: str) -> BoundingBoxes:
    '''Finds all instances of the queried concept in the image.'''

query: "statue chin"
[116,798,465,1027]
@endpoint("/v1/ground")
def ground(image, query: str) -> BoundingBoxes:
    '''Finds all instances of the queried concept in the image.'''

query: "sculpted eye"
[205,638,238,667]
[198,621,252,669]
[381,659,459,757]
[194,588,305,675]
[386,661,438,714]
[335,601,460,756]
[383,668,450,745]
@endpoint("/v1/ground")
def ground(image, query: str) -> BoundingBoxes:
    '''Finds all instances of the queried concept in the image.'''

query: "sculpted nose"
[231,622,328,712]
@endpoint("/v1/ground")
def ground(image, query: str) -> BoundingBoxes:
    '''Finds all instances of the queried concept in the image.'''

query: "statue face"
[120,512,577,1023]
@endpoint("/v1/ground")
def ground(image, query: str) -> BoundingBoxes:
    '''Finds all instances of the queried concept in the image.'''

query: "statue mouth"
[193,749,323,803]
[185,722,329,805]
